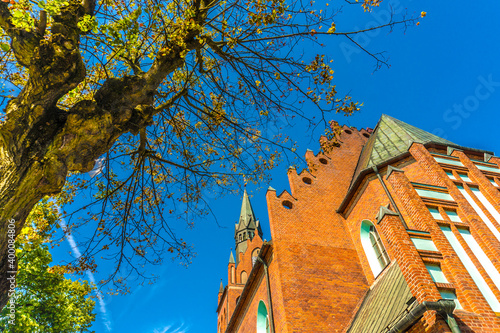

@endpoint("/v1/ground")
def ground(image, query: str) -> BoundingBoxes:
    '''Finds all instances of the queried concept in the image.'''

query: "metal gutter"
[257,256,276,333]
[386,299,460,333]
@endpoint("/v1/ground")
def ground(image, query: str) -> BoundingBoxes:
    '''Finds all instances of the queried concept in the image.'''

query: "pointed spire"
[219,280,224,293]
[229,251,235,264]
[239,189,256,227]
[234,188,264,265]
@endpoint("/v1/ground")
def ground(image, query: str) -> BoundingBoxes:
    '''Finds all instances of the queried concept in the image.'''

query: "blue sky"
[52,1,500,332]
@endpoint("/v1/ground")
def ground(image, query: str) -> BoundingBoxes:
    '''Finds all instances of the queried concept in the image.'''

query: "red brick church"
[217,115,500,332]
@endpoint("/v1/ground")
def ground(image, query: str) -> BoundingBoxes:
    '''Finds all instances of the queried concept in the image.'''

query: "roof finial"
[219,279,224,293]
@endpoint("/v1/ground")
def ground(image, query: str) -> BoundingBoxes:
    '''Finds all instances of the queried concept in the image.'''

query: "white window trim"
[457,185,500,243]
[440,226,500,312]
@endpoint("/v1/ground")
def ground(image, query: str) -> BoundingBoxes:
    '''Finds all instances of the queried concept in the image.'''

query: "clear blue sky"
[53,1,500,332]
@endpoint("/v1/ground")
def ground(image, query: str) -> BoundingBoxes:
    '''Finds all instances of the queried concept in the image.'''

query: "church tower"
[234,189,263,265]
[217,189,264,333]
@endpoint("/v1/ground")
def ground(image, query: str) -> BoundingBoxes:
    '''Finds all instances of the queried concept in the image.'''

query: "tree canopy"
[0,0,418,306]
[0,200,96,332]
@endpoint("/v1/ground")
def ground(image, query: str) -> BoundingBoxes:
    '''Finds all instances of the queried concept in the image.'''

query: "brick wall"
[219,123,500,332]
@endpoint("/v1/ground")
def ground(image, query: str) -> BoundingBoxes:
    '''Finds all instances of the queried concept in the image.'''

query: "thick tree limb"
[0,2,40,67]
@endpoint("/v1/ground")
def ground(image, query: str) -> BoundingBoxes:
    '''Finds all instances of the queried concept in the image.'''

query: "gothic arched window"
[251,248,260,266]
[257,301,270,333]
[360,220,390,277]
[241,271,248,284]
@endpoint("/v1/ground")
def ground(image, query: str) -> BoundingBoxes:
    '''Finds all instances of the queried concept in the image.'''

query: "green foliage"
[0,200,96,333]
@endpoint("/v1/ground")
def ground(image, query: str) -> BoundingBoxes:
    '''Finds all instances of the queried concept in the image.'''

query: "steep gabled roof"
[357,114,456,172]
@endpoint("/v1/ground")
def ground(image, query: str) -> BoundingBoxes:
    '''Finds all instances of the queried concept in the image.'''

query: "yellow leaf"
[421,11,427,17]
[255,80,261,87]
[327,22,336,34]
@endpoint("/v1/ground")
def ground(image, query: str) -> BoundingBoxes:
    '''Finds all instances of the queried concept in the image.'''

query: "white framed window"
[444,209,461,222]
[425,263,448,283]
[411,237,438,251]
[475,163,500,173]
[439,290,462,309]
[488,177,499,187]
[433,156,464,167]
[361,220,390,277]
[457,173,472,183]
[458,228,500,293]
[415,188,454,201]
[440,225,500,312]
[257,301,270,333]
[457,184,500,242]
[427,207,442,220]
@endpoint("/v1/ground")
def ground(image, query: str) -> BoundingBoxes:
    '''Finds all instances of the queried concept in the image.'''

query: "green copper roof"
[235,189,261,235]
[347,262,417,333]
[238,189,256,229]
[229,251,235,264]
[359,114,456,170]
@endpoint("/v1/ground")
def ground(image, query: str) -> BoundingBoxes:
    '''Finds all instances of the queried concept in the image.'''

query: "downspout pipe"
[257,256,275,333]
[372,165,409,229]
[387,299,461,333]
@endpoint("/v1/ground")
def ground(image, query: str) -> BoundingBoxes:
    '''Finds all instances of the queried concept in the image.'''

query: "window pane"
[416,188,453,201]
[445,171,455,179]
[440,226,500,312]
[444,210,461,222]
[411,237,438,251]
[457,173,472,182]
[434,157,464,166]
[458,228,500,294]
[361,221,389,277]
[457,185,500,242]
[439,290,462,309]
[425,263,448,283]
[489,178,499,187]
[475,164,500,173]
[427,207,442,220]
